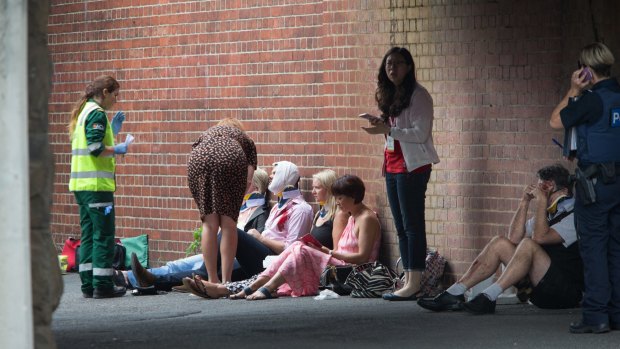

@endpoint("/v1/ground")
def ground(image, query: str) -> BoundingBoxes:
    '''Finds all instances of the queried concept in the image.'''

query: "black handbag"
[319,265,353,295]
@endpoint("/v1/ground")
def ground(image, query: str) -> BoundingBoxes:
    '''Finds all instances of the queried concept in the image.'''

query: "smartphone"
[301,234,322,247]
[358,113,382,123]
[579,67,593,82]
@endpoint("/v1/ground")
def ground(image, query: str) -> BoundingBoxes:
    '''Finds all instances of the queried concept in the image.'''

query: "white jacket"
[388,83,440,172]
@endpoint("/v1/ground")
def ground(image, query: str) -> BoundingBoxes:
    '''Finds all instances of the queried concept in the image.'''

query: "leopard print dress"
[188,125,257,221]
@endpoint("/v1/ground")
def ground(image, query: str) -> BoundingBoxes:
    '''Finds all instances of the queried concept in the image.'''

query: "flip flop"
[230,286,253,300]
[246,286,277,301]
[182,277,213,299]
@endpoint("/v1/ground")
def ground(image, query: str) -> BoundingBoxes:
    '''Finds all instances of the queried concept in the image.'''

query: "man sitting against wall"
[418,164,583,314]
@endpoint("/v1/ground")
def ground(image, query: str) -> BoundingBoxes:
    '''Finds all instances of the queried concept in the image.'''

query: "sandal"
[230,286,253,300]
[246,286,277,301]
[182,276,214,299]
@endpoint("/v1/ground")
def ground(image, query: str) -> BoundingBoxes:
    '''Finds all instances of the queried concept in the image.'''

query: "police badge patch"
[611,107,620,128]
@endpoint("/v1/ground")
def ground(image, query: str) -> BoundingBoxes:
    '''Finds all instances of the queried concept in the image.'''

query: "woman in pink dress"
[238,174,382,300]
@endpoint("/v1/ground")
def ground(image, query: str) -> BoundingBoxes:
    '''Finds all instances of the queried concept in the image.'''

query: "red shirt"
[384,117,432,174]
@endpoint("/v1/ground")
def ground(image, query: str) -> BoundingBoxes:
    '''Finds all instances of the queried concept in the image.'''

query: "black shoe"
[417,291,465,312]
[113,270,129,289]
[611,323,620,331]
[569,321,610,334]
[82,292,93,299]
[131,252,155,287]
[462,293,496,315]
[93,285,127,299]
[383,292,419,301]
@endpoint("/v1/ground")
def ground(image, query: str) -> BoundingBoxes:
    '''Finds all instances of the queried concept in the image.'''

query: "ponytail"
[67,75,119,139]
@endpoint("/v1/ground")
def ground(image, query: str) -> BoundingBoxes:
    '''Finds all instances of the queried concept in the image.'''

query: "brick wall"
[48,0,619,278]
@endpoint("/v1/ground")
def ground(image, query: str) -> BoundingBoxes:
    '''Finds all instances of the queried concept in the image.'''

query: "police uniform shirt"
[560,78,620,128]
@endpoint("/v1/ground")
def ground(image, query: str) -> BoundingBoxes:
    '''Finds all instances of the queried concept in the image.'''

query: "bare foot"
[200,281,231,298]
[246,287,276,300]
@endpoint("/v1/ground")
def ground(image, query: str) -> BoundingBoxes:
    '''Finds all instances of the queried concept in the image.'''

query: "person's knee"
[516,238,540,253]
[487,236,513,252]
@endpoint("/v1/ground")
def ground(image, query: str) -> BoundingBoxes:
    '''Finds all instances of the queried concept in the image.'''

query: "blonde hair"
[252,168,269,194]
[580,42,615,77]
[217,117,245,132]
[312,169,338,221]
[68,75,119,138]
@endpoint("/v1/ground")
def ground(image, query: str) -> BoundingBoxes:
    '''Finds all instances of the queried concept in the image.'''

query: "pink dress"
[260,216,381,297]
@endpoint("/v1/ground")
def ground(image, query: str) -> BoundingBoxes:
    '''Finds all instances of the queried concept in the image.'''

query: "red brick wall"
[48,1,619,278]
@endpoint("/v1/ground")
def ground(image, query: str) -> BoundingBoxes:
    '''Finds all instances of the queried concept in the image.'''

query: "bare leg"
[197,280,232,298]
[201,214,221,284]
[458,236,517,289]
[247,272,285,300]
[231,275,270,299]
[496,238,551,290]
[219,215,238,283]
[394,270,422,297]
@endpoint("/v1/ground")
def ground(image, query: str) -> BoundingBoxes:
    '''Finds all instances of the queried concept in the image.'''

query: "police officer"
[68,75,130,298]
[550,43,620,333]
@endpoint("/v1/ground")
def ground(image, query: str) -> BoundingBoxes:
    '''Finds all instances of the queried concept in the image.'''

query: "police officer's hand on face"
[570,68,592,92]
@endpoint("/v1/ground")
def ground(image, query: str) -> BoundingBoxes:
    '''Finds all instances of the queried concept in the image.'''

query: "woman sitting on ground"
[182,169,349,299]
[238,174,381,300]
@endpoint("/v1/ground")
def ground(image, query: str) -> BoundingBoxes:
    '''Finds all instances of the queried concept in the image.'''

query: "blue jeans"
[575,176,620,326]
[126,254,204,288]
[386,170,431,271]
[150,228,272,291]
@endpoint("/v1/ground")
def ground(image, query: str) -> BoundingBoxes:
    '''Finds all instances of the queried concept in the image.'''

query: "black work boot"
[93,285,127,299]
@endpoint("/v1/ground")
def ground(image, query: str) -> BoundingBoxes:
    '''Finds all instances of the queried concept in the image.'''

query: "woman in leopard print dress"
[188,118,257,284]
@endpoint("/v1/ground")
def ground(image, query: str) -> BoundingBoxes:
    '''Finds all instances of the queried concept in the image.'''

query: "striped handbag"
[344,261,399,298]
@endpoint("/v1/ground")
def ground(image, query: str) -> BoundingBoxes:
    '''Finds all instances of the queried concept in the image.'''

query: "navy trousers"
[575,177,620,326]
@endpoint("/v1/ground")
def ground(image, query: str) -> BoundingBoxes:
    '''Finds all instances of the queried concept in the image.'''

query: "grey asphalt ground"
[53,273,620,349]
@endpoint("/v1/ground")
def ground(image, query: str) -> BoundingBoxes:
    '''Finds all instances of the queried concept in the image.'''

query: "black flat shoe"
[569,321,610,334]
[382,292,418,301]
[462,293,496,315]
[93,285,127,299]
[417,291,465,312]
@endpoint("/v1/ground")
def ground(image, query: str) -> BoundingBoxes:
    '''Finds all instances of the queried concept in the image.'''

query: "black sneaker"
[93,285,127,299]
[417,291,465,312]
[462,293,496,315]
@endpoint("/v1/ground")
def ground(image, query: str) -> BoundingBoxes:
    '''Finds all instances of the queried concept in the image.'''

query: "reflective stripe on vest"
[69,101,116,192]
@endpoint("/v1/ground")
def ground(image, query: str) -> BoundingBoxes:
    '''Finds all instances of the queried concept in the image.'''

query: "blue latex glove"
[113,142,128,155]
[111,111,126,136]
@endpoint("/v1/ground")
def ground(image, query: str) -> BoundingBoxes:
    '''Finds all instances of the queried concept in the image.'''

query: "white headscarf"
[268,161,300,194]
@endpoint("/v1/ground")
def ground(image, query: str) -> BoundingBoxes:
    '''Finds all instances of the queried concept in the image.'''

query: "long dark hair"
[375,47,416,120]
[68,75,119,137]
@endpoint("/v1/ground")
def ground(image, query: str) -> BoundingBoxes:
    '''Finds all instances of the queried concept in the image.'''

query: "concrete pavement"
[53,273,620,349]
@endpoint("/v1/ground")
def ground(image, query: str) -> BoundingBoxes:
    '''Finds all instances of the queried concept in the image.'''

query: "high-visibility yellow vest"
[68,101,116,192]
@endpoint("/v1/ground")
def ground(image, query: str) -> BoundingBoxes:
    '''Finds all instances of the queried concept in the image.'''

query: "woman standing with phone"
[361,47,440,301]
